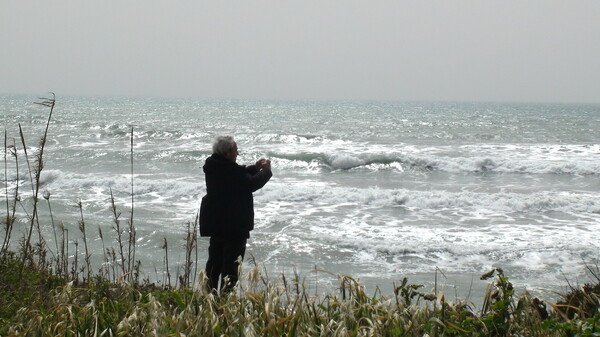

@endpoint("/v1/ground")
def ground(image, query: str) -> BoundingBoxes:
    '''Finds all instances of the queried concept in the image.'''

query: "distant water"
[2,95,599,299]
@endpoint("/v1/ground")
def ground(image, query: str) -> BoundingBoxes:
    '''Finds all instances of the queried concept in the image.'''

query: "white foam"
[326,153,365,170]
[258,180,600,215]
[235,141,600,175]
[35,170,203,208]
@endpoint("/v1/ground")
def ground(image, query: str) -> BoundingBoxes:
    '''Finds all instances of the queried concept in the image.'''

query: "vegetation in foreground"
[1,95,599,336]
[1,252,599,336]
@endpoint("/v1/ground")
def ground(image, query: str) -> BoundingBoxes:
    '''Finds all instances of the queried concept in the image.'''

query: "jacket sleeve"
[245,165,259,175]
[237,167,272,192]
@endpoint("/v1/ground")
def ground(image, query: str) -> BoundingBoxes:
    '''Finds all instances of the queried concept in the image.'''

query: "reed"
[128,126,136,282]
[77,200,91,282]
[44,191,60,265]
[162,237,171,286]
[181,219,198,288]
[2,130,8,253]
[72,239,79,280]
[17,94,54,283]
[98,225,108,278]
[1,136,18,256]
[109,187,127,277]
[62,223,68,277]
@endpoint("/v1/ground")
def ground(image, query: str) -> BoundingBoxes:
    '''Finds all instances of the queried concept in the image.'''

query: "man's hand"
[255,158,268,170]
[255,158,271,170]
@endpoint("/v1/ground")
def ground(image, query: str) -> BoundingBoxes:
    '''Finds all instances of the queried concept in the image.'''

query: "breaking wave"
[266,146,600,175]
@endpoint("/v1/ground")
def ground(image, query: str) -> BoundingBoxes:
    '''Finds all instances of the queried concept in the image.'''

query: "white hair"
[212,135,236,155]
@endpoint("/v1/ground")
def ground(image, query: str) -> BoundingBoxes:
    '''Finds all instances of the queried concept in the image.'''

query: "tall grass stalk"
[109,187,127,277]
[193,210,200,286]
[18,124,34,197]
[98,225,108,277]
[64,225,69,277]
[71,239,78,280]
[1,136,18,256]
[44,191,59,261]
[162,237,171,287]
[19,93,55,280]
[59,223,67,277]
[109,247,117,282]
[181,220,198,288]
[77,200,91,282]
[3,130,8,247]
[128,126,136,280]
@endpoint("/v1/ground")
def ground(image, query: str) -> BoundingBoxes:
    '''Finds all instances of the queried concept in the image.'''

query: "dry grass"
[1,257,598,336]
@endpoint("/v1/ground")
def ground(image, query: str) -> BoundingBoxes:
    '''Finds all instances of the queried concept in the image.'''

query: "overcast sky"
[1,1,599,103]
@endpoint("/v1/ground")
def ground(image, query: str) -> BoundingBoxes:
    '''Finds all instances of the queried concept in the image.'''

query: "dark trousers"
[205,236,247,292]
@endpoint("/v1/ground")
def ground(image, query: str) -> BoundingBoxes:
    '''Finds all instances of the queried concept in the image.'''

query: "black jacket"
[199,154,272,238]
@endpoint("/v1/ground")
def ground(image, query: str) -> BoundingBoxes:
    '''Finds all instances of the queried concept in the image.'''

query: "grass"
[1,94,599,336]
[1,254,599,336]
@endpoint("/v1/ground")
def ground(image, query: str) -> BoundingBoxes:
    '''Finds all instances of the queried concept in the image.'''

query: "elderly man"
[200,135,272,292]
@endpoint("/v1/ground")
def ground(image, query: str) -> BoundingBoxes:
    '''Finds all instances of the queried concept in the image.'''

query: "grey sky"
[2,1,599,103]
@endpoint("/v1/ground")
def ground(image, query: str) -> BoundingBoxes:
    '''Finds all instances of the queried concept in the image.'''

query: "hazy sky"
[2,1,599,103]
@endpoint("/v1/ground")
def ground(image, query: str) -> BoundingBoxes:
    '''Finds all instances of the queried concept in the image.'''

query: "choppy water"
[2,94,599,300]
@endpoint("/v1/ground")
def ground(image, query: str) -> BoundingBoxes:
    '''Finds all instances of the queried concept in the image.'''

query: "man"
[200,135,272,292]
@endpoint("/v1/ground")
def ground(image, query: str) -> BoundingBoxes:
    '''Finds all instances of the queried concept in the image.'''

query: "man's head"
[212,135,238,162]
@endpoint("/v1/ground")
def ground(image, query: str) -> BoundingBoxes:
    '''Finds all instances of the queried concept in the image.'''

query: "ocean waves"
[253,180,600,279]
[257,180,600,216]
[30,169,203,218]
[263,143,600,175]
[2,96,599,296]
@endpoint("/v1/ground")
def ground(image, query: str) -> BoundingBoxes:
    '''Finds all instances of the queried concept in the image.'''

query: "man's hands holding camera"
[255,158,271,171]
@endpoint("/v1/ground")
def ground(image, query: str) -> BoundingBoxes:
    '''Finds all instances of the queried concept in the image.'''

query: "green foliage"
[543,311,600,337]
[3,245,600,336]
[5,260,596,336]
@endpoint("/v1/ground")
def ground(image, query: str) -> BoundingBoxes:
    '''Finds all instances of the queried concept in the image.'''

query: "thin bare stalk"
[3,130,8,246]
[57,223,65,278]
[16,198,30,218]
[193,210,200,286]
[34,210,45,251]
[77,200,91,282]
[62,225,68,278]
[110,247,117,282]
[99,225,108,278]
[1,137,18,255]
[109,188,127,277]
[18,124,34,195]
[5,142,19,254]
[162,237,171,287]
[19,122,52,262]
[175,261,181,288]
[182,221,196,288]
[44,192,59,268]
[128,126,136,279]
[20,93,56,280]
[133,260,140,283]
[71,239,78,280]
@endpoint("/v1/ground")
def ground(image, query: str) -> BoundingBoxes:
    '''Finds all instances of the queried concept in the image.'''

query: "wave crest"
[266,150,600,175]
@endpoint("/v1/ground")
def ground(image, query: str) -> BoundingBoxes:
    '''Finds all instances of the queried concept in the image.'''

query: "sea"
[1,94,599,302]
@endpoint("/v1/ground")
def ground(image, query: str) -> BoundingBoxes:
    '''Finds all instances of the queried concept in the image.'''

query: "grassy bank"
[1,95,599,336]
[1,252,599,336]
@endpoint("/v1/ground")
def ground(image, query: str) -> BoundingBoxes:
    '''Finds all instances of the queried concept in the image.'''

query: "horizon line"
[1,91,599,106]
